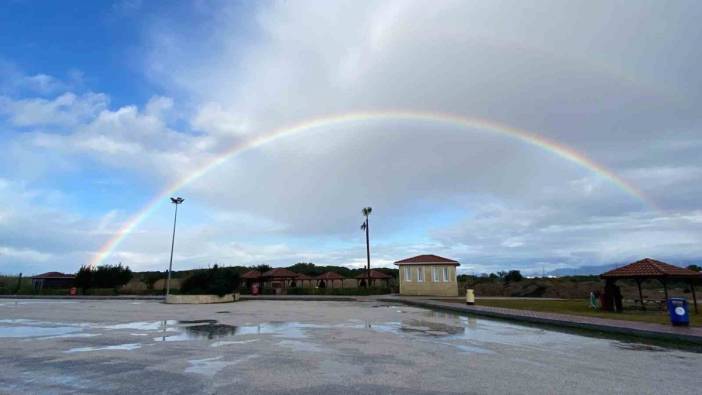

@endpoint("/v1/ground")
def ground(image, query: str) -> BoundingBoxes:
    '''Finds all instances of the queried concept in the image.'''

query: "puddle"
[277,339,325,352]
[0,325,81,338]
[612,342,667,352]
[185,355,257,377]
[33,333,100,340]
[211,339,259,347]
[65,343,142,353]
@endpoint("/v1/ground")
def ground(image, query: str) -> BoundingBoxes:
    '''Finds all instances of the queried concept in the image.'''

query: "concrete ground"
[0,299,700,394]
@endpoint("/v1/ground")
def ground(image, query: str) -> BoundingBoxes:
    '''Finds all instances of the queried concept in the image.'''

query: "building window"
[417,267,424,282]
[443,267,450,282]
[404,266,411,282]
[432,267,439,282]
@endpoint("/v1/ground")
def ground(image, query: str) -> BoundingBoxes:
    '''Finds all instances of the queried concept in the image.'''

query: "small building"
[355,270,392,288]
[315,272,345,288]
[31,272,75,290]
[394,255,459,296]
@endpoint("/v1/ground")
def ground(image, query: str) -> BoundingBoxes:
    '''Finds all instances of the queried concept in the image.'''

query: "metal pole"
[166,202,179,297]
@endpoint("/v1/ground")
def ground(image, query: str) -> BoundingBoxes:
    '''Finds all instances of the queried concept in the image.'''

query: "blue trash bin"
[667,298,689,326]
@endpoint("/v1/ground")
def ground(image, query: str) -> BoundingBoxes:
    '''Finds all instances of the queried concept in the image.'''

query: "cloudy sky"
[1,0,701,276]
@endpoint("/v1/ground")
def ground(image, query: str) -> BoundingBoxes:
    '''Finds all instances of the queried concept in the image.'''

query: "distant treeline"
[135,262,399,284]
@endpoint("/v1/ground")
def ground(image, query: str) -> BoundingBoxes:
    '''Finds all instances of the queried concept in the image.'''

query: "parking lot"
[0,299,700,394]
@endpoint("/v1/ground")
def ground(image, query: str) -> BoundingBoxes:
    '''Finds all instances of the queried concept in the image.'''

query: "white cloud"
[3,1,702,273]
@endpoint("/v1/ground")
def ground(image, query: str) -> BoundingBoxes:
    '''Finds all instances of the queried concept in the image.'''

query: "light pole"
[361,207,372,288]
[166,197,184,298]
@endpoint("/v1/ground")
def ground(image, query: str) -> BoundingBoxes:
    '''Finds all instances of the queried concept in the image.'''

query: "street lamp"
[166,197,184,298]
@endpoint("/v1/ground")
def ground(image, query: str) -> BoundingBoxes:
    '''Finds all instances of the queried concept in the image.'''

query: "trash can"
[466,289,475,305]
[667,298,689,326]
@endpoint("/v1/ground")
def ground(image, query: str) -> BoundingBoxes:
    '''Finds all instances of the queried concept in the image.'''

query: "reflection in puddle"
[211,339,259,347]
[65,343,142,353]
[0,325,81,338]
[185,354,258,377]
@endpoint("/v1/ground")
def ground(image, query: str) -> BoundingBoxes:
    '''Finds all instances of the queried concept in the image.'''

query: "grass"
[467,298,700,327]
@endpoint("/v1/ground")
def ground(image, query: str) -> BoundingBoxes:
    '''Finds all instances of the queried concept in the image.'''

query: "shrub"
[181,265,241,297]
[75,264,133,293]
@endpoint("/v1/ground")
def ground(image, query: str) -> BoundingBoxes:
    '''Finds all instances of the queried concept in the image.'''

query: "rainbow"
[88,110,655,267]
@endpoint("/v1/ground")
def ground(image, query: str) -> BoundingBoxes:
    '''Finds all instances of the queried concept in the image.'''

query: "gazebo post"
[661,278,669,303]
[636,278,645,311]
[690,280,698,313]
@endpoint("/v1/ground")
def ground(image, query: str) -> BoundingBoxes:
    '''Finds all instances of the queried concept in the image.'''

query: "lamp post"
[166,197,184,298]
[361,207,372,288]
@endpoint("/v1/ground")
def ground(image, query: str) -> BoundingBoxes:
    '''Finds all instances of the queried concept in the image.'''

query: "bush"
[75,264,133,293]
[181,265,241,297]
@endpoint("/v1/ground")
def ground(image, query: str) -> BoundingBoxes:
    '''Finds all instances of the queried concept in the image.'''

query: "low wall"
[165,293,240,304]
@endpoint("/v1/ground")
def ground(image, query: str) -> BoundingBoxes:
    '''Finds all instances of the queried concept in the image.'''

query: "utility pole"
[166,197,184,298]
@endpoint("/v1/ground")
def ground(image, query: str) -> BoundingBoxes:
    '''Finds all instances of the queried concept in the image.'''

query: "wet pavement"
[0,299,700,394]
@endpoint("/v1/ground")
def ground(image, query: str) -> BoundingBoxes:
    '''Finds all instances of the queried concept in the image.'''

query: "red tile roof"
[294,273,315,280]
[355,270,392,279]
[32,272,75,279]
[241,270,262,279]
[600,258,702,279]
[316,271,345,280]
[394,254,459,265]
[261,268,299,278]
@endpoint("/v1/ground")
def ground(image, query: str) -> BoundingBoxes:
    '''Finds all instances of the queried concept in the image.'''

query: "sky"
[1,0,702,276]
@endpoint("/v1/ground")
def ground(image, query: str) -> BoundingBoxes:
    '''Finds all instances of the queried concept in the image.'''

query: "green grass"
[470,298,700,327]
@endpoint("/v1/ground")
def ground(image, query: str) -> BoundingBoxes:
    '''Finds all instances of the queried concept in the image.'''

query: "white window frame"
[404,266,411,282]
[443,267,450,282]
[432,267,439,282]
[416,266,424,282]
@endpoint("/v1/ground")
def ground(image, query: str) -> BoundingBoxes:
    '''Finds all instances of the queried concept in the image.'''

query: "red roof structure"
[600,258,702,280]
[261,268,299,278]
[394,255,459,265]
[241,270,262,279]
[354,270,392,279]
[295,273,315,280]
[600,258,700,313]
[316,272,345,280]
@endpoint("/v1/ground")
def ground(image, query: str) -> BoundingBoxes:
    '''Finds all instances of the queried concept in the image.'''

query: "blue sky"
[1,1,702,275]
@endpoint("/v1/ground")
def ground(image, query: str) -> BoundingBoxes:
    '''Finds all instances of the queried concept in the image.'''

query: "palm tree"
[361,207,372,288]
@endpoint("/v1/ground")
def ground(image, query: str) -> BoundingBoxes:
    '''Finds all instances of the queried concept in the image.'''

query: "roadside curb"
[240,295,359,302]
[379,297,702,345]
[0,295,164,301]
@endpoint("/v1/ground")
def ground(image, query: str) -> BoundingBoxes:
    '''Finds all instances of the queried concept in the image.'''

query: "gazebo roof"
[261,268,299,278]
[355,270,392,279]
[316,271,345,280]
[600,258,702,280]
[394,254,460,266]
[241,270,262,279]
[295,273,315,280]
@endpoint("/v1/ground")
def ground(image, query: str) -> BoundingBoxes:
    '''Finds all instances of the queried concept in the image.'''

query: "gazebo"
[315,272,345,288]
[355,270,392,288]
[294,273,315,288]
[261,268,299,291]
[241,270,262,290]
[600,258,701,313]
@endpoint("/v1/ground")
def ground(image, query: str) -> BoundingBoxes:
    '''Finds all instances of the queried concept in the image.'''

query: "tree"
[181,264,241,297]
[75,264,132,293]
[504,270,523,283]
[252,264,272,274]
[75,266,93,293]
[687,264,701,272]
[360,207,372,287]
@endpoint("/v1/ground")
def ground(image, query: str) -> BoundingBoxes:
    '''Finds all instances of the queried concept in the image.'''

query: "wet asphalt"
[0,299,700,394]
